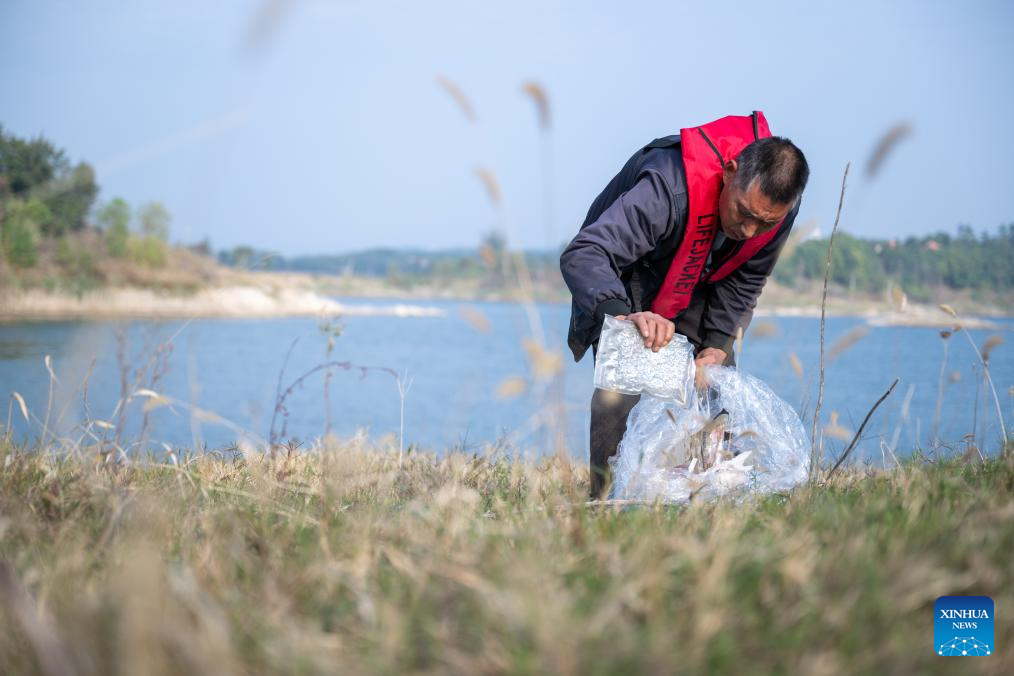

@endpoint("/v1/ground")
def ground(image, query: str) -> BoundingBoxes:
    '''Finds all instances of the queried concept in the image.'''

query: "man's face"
[717,161,793,241]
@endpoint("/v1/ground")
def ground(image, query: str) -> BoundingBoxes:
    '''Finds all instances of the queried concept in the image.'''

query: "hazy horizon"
[2,0,1013,256]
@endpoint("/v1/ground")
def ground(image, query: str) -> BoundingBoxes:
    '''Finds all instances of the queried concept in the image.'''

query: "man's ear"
[722,159,738,185]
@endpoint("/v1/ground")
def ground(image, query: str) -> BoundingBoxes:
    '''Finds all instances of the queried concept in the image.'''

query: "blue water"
[0,299,1010,462]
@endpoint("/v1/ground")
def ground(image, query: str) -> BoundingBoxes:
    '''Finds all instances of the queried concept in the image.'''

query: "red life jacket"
[649,111,782,319]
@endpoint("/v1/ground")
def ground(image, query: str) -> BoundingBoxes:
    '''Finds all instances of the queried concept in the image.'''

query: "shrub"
[128,234,168,267]
[1,198,48,268]
[55,236,99,296]
[97,197,131,257]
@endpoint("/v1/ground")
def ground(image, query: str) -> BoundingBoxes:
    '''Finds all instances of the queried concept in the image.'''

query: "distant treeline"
[219,247,481,276]
[775,225,1014,299]
[220,225,1014,299]
[217,245,560,278]
[218,234,563,281]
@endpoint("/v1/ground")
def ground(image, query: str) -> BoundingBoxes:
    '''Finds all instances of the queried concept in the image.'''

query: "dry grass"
[0,228,227,296]
[0,438,1011,675]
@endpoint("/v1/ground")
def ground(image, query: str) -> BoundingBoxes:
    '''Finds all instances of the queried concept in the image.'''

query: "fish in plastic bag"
[607,365,810,503]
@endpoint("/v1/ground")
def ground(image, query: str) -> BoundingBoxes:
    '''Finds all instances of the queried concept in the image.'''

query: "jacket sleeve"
[559,170,675,322]
[701,200,800,352]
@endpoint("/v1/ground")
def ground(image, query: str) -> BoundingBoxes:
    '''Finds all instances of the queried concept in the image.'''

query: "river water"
[1,299,1010,463]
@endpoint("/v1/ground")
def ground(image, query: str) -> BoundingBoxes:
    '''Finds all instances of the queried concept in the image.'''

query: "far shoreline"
[323,291,1011,330]
[0,271,1009,330]
[0,284,445,323]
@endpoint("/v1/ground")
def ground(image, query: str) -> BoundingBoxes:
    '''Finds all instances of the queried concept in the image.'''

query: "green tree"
[120,201,171,268]
[1,198,49,268]
[97,197,131,257]
[138,201,170,242]
[0,125,61,195]
[0,125,98,236]
[44,162,98,235]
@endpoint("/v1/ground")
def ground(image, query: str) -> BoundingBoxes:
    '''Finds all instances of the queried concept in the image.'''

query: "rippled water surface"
[1,299,1010,462]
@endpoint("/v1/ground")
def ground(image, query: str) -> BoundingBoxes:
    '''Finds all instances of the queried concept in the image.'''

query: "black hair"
[733,136,809,205]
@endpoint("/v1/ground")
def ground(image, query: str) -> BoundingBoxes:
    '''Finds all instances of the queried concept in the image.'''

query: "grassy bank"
[0,442,1011,675]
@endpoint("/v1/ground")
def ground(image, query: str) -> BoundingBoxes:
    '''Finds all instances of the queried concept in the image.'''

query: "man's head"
[717,137,809,241]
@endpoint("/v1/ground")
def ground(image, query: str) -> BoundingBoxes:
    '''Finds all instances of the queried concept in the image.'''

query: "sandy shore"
[753,304,1007,330]
[0,285,445,321]
[0,278,1006,330]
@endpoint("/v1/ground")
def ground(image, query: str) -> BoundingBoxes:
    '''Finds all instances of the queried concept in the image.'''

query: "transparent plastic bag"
[593,314,695,405]
[607,365,810,504]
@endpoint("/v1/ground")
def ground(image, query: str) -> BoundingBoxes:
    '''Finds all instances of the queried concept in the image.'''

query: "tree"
[119,201,172,268]
[1,198,48,268]
[138,201,170,242]
[97,197,131,257]
[0,125,98,236]
[0,125,62,195]
[44,162,98,235]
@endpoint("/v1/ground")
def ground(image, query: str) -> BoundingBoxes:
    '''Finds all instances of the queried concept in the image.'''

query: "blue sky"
[2,0,1012,255]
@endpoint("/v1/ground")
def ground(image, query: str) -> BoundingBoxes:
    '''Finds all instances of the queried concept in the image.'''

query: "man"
[559,111,809,499]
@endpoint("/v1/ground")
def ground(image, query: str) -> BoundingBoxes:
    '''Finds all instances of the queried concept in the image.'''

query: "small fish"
[697,409,731,470]
[661,409,732,472]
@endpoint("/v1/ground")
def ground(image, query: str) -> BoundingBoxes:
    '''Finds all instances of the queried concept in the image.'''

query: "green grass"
[0,441,1011,675]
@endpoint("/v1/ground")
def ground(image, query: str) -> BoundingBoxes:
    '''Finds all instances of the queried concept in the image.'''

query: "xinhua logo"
[935,596,994,656]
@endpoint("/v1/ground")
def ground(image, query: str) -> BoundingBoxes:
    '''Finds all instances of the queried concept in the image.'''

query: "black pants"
[587,290,735,499]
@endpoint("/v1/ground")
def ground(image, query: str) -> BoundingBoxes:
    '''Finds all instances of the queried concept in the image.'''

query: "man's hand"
[614,311,675,352]
[694,347,728,389]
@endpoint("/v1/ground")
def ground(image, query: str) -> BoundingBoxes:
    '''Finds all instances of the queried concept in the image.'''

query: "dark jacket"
[560,135,799,362]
